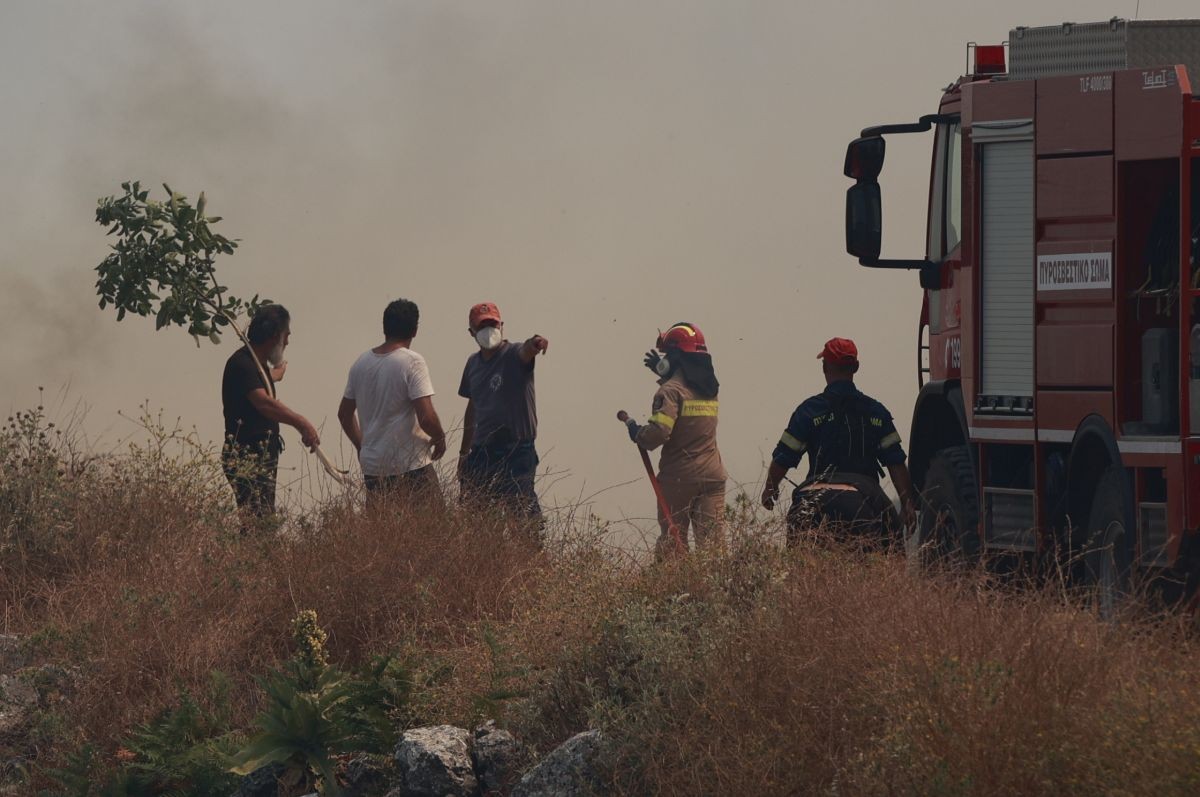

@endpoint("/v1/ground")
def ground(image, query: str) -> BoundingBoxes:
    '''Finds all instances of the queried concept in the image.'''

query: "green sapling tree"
[95,181,348,484]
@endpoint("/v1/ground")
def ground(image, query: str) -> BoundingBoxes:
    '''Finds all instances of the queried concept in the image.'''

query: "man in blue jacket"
[761,337,917,545]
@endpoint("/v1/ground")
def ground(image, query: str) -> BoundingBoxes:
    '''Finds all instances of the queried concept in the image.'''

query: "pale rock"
[0,637,26,675]
[0,675,37,739]
[512,730,607,797]
[393,724,477,797]
[472,721,523,794]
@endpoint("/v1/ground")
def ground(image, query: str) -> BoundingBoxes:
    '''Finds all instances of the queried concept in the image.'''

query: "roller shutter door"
[980,140,1034,399]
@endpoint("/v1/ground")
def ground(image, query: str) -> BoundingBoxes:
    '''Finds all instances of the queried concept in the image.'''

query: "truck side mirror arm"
[859,256,938,271]
[846,112,959,271]
[860,113,959,139]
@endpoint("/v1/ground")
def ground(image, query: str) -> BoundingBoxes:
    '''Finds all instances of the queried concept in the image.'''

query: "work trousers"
[786,472,899,548]
[656,478,725,557]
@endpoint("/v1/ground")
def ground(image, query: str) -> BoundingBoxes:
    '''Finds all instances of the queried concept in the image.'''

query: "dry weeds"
[3,406,1200,795]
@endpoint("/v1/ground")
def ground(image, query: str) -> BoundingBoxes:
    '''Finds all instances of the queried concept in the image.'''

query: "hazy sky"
[2,1,1194,538]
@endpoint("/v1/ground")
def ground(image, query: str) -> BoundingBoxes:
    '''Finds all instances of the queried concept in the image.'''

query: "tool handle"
[617,408,685,556]
[640,448,685,556]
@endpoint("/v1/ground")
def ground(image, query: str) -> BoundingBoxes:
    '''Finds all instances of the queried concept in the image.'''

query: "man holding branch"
[221,303,320,527]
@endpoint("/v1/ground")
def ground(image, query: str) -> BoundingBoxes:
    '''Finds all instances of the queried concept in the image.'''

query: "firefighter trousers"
[786,473,899,548]
[656,479,725,556]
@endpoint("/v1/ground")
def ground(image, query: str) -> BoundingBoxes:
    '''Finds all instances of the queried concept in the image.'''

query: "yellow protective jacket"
[636,374,727,484]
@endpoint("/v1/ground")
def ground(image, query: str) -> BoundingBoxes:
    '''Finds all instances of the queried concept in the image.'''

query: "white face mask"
[475,327,503,351]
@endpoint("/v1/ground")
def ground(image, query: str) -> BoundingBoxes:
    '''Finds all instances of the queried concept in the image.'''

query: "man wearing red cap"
[457,302,549,526]
[760,337,917,545]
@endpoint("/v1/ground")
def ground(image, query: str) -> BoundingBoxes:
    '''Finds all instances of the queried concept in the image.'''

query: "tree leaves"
[94,181,270,345]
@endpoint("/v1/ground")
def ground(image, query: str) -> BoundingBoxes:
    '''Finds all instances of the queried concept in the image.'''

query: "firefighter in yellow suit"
[625,322,727,556]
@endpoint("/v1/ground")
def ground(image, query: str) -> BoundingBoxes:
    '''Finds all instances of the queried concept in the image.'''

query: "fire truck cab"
[844,19,1200,605]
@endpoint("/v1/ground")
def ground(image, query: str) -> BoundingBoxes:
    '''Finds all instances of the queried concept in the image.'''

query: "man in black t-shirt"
[221,304,320,528]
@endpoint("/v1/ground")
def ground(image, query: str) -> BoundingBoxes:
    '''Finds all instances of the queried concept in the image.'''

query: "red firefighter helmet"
[656,322,707,353]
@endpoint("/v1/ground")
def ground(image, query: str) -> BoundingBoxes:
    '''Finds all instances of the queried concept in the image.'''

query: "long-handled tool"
[617,410,686,556]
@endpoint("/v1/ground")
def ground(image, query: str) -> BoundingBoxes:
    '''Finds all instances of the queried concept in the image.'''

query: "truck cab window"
[926,121,961,334]
[945,123,962,254]
[927,121,962,263]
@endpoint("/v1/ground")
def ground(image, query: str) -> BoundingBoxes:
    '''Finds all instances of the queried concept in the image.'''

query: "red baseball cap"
[469,302,502,328]
[817,337,858,366]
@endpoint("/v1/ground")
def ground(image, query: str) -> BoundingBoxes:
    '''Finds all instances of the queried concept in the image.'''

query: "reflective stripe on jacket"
[636,375,727,484]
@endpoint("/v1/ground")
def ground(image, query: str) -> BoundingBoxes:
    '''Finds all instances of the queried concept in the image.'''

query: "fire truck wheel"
[1083,464,1134,617]
[914,446,980,567]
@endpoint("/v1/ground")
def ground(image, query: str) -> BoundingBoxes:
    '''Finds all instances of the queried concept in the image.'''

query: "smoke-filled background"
[2,1,1193,539]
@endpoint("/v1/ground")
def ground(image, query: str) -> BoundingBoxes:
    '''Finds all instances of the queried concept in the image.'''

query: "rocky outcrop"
[0,676,37,740]
[512,730,607,797]
[0,637,37,743]
[472,720,523,795]
[394,724,478,797]
[0,637,26,676]
[0,640,79,795]
[343,754,392,797]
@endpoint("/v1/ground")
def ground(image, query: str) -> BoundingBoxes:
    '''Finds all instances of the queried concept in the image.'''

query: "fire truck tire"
[914,446,980,566]
[1083,464,1134,617]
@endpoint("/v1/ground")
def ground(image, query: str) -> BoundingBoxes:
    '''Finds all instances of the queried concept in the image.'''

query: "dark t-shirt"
[222,346,280,450]
[458,341,537,447]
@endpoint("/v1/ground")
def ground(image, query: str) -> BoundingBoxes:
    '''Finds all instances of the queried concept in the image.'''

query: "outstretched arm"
[518,334,549,364]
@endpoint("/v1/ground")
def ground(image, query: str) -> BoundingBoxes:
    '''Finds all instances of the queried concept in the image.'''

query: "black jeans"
[460,441,542,521]
[222,441,280,527]
[364,464,443,510]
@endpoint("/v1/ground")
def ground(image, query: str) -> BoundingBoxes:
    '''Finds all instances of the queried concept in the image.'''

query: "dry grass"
[4,406,1200,795]
[486,537,1200,795]
[0,409,548,764]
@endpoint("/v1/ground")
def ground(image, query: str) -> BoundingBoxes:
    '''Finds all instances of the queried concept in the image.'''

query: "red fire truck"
[844,19,1200,607]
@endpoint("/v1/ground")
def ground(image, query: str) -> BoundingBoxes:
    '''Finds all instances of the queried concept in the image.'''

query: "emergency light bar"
[968,42,1007,75]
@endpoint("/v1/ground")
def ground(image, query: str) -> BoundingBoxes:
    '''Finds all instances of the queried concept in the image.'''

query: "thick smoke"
[4,1,1196,531]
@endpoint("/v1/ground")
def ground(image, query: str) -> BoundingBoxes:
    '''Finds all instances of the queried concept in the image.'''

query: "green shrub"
[44,674,241,797]
[230,611,413,796]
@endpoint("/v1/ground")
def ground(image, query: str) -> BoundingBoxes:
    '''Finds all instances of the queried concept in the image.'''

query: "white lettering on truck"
[1079,75,1112,93]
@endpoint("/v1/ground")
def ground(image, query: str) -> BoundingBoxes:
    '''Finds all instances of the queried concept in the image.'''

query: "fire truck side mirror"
[845,181,882,263]
[844,136,885,180]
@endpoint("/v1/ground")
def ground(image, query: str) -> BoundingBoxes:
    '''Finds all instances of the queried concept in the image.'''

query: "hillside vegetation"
[3,399,1200,796]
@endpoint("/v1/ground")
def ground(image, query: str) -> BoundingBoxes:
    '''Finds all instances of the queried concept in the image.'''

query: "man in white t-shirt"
[337,299,447,506]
